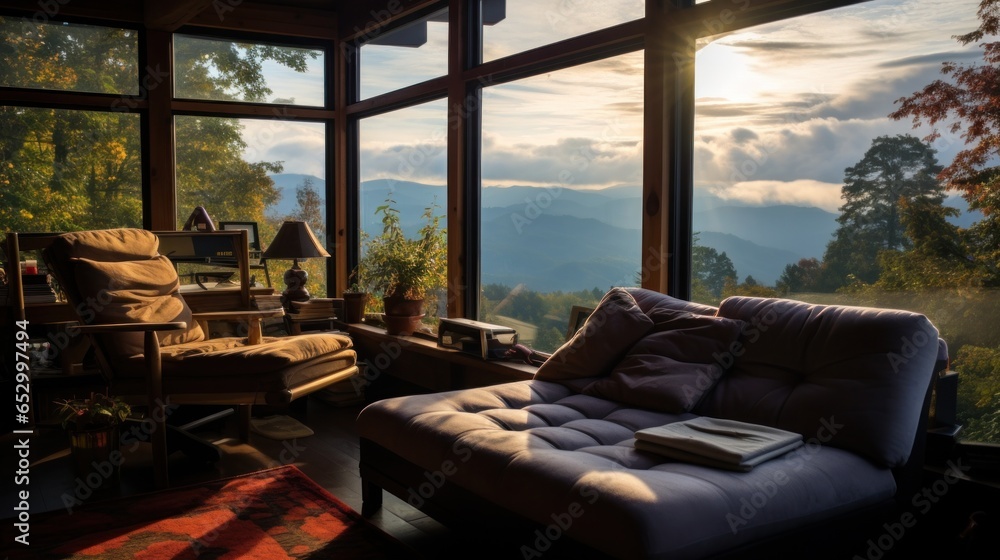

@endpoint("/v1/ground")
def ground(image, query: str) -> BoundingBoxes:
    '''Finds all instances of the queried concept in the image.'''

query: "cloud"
[482,135,641,188]
[704,179,844,212]
[360,140,448,184]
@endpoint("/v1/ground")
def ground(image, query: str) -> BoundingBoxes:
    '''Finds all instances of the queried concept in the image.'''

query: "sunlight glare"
[695,40,755,101]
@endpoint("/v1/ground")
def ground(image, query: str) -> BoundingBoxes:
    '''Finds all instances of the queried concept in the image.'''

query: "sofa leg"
[237,405,251,443]
[361,478,383,516]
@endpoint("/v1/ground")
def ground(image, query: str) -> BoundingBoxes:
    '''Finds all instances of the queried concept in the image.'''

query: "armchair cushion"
[113,334,357,397]
[73,255,205,357]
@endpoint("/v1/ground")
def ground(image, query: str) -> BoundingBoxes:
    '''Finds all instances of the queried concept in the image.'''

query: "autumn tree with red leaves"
[890,0,1000,284]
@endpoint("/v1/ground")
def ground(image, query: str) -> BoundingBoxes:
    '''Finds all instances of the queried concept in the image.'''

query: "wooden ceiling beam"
[184,2,337,40]
[143,0,216,31]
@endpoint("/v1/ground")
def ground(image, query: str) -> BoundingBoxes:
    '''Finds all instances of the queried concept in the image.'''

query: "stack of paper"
[634,417,803,471]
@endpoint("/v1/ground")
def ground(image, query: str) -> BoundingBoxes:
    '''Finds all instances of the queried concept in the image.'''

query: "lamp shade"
[262,221,330,260]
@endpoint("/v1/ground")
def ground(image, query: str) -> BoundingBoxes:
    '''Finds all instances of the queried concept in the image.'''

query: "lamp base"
[281,267,310,309]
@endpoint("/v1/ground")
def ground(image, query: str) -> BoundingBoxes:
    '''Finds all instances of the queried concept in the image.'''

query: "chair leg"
[144,331,169,489]
[238,404,251,442]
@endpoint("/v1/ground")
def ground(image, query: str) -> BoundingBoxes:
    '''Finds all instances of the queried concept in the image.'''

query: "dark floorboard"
[3,397,454,558]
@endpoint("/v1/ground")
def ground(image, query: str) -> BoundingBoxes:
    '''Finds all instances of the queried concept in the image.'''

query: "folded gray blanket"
[634,417,804,471]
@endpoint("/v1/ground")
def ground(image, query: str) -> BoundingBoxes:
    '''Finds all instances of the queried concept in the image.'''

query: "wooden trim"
[641,2,670,294]
[143,0,215,31]
[0,88,146,111]
[184,1,338,39]
[145,29,176,230]
[445,0,468,319]
[345,76,449,118]
[333,25,351,297]
[170,100,335,120]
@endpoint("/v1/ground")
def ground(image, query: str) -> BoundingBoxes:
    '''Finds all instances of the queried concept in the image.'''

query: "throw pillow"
[535,287,654,381]
[72,255,205,358]
[583,310,744,413]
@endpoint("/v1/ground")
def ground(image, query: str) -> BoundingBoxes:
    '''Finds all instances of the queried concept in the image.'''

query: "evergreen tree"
[821,134,944,286]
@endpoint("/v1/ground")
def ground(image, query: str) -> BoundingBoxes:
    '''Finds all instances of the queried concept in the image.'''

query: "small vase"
[68,426,121,490]
[343,292,368,323]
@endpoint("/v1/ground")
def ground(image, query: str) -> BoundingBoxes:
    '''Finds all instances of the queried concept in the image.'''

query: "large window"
[480,51,644,352]
[358,100,448,324]
[693,0,998,444]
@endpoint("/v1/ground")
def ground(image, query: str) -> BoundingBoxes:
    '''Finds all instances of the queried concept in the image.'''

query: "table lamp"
[262,221,330,307]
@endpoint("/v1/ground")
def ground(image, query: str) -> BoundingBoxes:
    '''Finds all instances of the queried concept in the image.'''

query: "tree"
[0,20,142,232]
[691,240,737,299]
[821,134,945,286]
[777,258,824,294]
[890,0,1000,286]
[0,17,316,234]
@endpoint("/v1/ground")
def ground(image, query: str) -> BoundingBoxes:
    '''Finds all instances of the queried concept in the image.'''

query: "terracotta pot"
[343,292,368,323]
[382,295,425,335]
[382,313,426,336]
[382,295,424,317]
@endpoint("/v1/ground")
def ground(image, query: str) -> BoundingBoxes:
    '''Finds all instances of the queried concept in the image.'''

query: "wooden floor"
[8,396,998,559]
[3,397,461,558]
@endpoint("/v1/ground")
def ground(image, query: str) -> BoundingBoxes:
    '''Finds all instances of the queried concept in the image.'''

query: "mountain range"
[268,173,980,290]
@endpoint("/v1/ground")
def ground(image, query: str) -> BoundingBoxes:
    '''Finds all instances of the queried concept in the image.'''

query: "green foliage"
[692,243,737,299]
[54,392,131,431]
[0,17,308,235]
[954,345,1000,443]
[777,258,824,294]
[354,198,447,301]
[480,284,604,353]
[174,116,281,228]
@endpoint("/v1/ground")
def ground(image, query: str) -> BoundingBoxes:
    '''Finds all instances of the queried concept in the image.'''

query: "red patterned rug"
[3,465,411,559]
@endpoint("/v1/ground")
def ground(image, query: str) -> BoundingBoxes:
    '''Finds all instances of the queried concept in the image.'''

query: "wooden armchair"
[43,228,358,487]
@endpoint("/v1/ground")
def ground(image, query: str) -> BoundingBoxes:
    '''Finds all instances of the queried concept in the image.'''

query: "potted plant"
[55,392,131,485]
[353,198,447,335]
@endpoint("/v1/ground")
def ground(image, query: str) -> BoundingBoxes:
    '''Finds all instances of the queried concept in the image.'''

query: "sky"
[241,0,988,213]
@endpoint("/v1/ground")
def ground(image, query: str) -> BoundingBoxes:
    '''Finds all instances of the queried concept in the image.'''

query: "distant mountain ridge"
[266,173,981,290]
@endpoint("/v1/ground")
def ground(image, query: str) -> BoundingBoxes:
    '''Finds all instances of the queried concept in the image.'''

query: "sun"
[694,40,755,101]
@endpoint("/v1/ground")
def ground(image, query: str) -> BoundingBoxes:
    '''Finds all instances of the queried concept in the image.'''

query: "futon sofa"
[356,288,945,559]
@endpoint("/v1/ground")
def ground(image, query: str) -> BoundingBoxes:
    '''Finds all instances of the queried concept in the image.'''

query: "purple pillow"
[535,288,654,381]
[583,309,745,413]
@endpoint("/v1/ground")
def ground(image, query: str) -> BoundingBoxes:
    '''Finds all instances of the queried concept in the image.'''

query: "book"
[634,417,803,471]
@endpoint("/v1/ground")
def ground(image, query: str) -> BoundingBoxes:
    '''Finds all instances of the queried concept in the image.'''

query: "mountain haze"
[266,174,983,291]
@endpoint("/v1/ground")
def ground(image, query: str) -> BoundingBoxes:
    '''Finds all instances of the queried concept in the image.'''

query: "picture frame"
[566,305,595,341]
[218,221,260,250]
